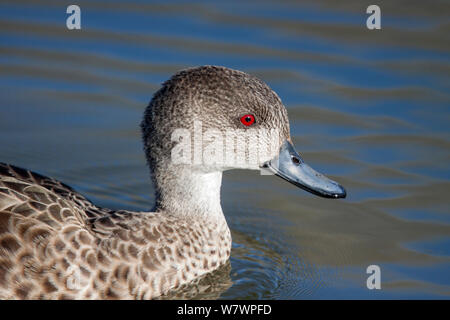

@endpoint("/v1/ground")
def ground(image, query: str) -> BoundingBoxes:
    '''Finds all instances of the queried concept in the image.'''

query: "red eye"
[240,114,255,126]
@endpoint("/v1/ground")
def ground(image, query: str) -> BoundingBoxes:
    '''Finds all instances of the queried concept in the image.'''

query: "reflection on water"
[0,0,449,298]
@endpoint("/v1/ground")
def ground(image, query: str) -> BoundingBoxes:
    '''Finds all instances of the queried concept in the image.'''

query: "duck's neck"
[152,166,225,225]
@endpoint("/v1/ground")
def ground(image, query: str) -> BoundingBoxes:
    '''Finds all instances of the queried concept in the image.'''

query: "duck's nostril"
[291,156,300,165]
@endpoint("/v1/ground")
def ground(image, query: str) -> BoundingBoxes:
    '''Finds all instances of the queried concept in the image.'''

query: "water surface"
[0,0,449,299]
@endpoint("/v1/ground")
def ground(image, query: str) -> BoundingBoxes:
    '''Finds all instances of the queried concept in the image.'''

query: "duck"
[0,66,346,300]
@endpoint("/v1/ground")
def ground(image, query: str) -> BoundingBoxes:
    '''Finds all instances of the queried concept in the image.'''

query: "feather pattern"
[0,163,231,299]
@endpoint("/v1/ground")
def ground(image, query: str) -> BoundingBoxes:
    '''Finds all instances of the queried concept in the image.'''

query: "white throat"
[154,167,225,223]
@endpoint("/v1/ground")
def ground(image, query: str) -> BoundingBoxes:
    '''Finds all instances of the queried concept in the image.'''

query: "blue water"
[0,0,449,299]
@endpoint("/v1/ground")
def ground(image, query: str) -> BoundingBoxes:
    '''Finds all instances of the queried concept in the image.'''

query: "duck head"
[141,66,345,216]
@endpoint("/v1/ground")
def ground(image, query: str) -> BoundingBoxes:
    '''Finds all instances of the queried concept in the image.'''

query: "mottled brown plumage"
[0,66,291,299]
[0,163,231,299]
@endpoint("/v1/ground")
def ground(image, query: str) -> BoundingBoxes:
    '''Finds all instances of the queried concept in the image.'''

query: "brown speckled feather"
[0,163,231,299]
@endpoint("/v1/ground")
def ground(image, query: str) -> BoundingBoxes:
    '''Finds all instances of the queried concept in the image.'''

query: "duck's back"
[0,163,103,299]
[0,163,231,299]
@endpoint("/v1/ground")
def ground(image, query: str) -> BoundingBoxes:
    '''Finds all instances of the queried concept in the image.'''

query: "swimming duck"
[0,66,345,299]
